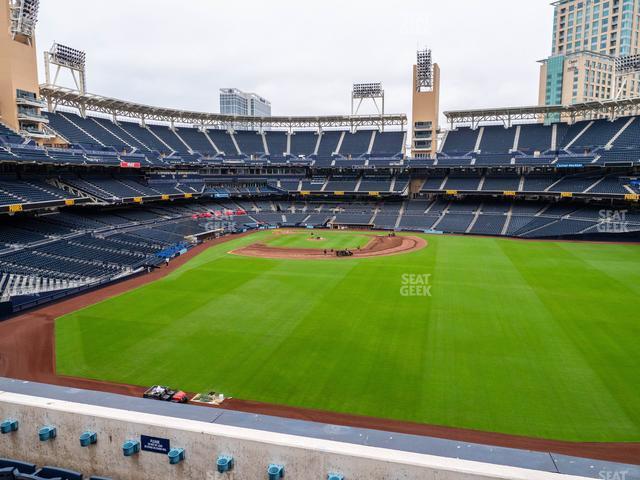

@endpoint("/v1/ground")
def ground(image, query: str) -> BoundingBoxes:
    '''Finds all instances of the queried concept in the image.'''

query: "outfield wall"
[0,391,592,480]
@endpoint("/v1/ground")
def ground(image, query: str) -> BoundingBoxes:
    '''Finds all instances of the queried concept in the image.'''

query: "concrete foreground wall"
[0,392,589,480]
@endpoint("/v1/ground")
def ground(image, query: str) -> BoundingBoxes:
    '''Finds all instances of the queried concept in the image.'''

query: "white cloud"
[36,0,553,120]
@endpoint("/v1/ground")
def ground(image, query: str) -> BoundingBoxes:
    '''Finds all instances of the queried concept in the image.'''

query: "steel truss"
[351,82,385,131]
[40,85,406,131]
[444,98,640,129]
[614,54,640,100]
[44,44,88,115]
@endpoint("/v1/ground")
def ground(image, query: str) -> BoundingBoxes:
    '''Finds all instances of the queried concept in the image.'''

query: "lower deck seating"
[481,175,520,192]
[470,215,507,235]
[443,175,481,191]
[373,213,399,229]
[0,179,76,206]
[244,199,640,239]
[324,177,358,192]
[1,195,638,308]
[521,218,596,238]
[398,214,439,230]
[435,213,475,233]
[0,207,231,299]
[332,212,372,224]
[359,178,392,192]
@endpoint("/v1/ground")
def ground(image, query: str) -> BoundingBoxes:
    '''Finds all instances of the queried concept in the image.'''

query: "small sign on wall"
[141,435,170,454]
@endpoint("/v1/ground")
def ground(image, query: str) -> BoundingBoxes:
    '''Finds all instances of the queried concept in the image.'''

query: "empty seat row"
[0,457,109,480]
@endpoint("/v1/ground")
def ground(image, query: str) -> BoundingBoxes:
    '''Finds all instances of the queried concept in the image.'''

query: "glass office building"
[220,88,271,117]
[539,0,640,106]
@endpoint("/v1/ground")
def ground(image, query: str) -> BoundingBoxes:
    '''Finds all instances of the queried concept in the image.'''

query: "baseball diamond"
[0,1,639,479]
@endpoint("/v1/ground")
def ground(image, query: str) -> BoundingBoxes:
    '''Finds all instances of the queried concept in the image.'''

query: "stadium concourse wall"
[0,392,591,480]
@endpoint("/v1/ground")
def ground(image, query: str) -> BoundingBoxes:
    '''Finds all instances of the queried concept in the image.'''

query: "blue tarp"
[156,242,189,259]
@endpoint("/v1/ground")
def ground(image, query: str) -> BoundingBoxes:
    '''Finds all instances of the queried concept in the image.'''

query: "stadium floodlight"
[50,43,87,70]
[416,48,433,92]
[44,43,88,100]
[352,82,383,99]
[615,54,640,75]
[9,0,40,42]
[351,82,385,122]
[613,54,640,100]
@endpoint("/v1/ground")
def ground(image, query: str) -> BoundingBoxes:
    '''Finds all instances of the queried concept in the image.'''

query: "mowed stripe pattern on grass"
[264,231,373,250]
[55,232,640,442]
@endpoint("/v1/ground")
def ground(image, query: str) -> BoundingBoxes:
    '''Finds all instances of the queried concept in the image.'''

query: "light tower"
[44,43,87,93]
[43,43,88,115]
[411,48,440,158]
[0,0,49,139]
[8,0,38,43]
[613,54,640,101]
[351,82,385,128]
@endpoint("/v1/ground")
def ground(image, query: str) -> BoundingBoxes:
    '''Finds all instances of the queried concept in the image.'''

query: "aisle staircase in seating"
[0,273,83,299]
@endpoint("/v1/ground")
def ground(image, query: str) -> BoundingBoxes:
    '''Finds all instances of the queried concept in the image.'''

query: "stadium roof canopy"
[39,84,407,130]
[444,97,640,128]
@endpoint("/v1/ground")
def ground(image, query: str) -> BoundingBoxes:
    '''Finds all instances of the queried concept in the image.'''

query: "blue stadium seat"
[264,131,288,159]
[117,121,168,152]
[340,130,373,157]
[517,123,553,153]
[33,466,82,480]
[147,124,188,153]
[234,130,265,157]
[290,131,318,156]
[564,118,627,152]
[441,127,478,154]
[46,112,102,149]
[317,131,342,157]
[0,122,24,145]
[371,131,404,156]
[207,129,238,156]
[479,125,516,154]
[0,460,35,475]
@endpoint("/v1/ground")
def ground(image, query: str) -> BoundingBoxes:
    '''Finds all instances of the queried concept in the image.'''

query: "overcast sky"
[36,0,553,118]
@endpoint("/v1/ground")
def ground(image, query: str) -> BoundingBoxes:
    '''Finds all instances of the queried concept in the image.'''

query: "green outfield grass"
[264,230,372,250]
[55,231,640,442]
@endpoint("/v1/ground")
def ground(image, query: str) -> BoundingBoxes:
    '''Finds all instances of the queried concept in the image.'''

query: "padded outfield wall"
[0,392,593,480]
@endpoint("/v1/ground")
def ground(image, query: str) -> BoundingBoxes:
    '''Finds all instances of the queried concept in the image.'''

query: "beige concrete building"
[539,0,640,108]
[0,0,48,139]
[411,49,440,158]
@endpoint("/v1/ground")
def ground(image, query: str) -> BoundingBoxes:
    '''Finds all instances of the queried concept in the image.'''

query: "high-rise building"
[539,0,640,108]
[219,88,271,117]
